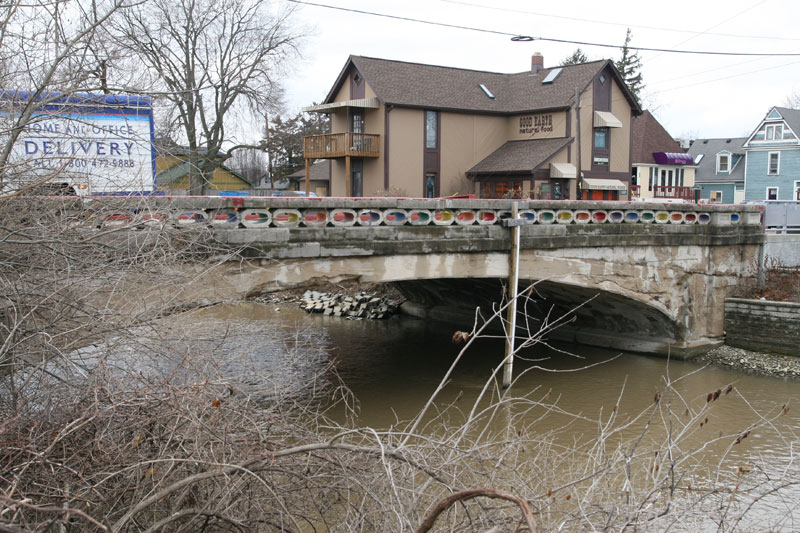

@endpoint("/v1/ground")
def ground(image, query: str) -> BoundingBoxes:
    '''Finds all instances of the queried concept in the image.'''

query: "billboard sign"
[1,91,157,195]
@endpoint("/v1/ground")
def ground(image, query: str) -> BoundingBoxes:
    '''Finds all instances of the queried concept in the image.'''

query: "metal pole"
[503,202,521,389]
[575,87,582,200]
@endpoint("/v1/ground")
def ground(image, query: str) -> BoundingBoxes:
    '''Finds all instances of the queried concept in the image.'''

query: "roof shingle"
[467,137,573,176]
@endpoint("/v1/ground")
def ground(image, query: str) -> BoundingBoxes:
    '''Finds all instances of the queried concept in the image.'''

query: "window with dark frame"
[425,110,437,149]
[767,187,779,200]
[594,127,608,149]
[768,152,780,175]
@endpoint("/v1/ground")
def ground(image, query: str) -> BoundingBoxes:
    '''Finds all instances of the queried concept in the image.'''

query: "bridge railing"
[80,197,764,230]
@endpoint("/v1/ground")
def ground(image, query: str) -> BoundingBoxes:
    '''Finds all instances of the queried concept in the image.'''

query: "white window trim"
[710,190,723,203]
[716,152,730,174]
[795,181,800,201]
[766,186,779,200]
[766,123,784,141]
[768,151,780,175]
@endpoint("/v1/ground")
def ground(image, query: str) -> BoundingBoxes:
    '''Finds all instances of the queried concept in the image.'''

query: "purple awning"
[652,152,694,165]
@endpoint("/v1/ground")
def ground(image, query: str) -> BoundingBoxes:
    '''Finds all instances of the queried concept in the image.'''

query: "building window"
[351,170,362,197]
[425,110,438,149]
[766,124,783,141]
[594,127,608,149]
[424,173,437,198]
[795,181,800,201]
[481,180,522,199]
[710,191,723,203]
[768,152,780,175]
[717,153,730,173]
[767,187,779,200]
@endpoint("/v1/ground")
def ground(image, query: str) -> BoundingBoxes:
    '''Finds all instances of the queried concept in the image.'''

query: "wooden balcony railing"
[653,186,694,200]
[631,185,641,197]
[303,133,381,159]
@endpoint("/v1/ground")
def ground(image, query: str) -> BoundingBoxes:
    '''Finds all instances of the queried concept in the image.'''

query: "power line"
[648,59,800,95]
[288,0,800,57]
[440,0,800,42]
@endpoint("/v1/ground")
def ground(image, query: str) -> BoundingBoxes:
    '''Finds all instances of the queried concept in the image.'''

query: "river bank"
[257,282,800,380]
[699,344,800,380]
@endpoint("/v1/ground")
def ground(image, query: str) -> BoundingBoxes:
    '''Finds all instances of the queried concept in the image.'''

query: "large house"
[630,110,695,202]
[301,54,642,199]
[687,138,746,204]
[742,106,800,201]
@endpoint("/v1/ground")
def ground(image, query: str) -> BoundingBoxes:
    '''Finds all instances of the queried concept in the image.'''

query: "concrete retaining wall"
[725,298,800,356]
[764,234,800,267]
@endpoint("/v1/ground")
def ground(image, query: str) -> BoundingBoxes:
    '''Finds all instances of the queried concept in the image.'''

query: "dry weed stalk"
[1,201,797,532]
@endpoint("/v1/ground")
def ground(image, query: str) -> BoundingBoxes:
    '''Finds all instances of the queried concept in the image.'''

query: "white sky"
[283,0,800,140]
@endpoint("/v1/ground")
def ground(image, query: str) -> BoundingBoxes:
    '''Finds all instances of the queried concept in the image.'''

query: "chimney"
[531,52,544,75]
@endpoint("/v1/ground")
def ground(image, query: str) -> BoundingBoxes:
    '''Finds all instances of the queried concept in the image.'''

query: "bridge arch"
[234,250,707,356]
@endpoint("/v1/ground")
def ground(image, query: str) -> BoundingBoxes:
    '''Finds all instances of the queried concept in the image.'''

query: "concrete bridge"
[100,196,764,358]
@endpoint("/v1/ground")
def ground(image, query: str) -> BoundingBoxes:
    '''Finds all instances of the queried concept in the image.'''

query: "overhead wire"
[288,0,800,57]
[439,0,799,42]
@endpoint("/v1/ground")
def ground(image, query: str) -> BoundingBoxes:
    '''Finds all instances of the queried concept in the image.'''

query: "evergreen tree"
[615,28,644,103]
[560,48,589,66]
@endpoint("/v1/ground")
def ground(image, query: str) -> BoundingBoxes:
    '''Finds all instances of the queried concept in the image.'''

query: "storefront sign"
[518,114,553,136]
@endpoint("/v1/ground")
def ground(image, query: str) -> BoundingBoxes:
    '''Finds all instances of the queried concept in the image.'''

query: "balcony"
[653,186,695,201]
[303,133,381,159]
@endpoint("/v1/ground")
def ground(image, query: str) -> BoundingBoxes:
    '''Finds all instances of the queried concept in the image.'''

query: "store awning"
[594,111,623,128]
[302,97,380,113]
[582,178,627,191]
[550,162,577,178]
[652,152,694,165]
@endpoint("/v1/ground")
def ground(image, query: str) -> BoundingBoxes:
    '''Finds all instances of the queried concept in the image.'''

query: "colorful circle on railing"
[357,209,383,226]
[138,212,169,227]
[640,211,655,223]
[684,213,697,224]
[477,210,496,224]
[408,209,432,225]
[330,209,357,226]
[655,211,670,224]
[608,210,624,223]
[103,213,133,227]
[622,211,639,223]
[303,209,328,227]
[241,209,271,227]
[669,212,685,224]
[537,210,554,224]
[697,213,711,225]
[384,209,408,225]
[176,211,207,226]
[210,210,239,227]
[455,210,476,225]
[433,210,455,225]
[593,210,610,223]
[273,209,302,227]
[574,210,591,223]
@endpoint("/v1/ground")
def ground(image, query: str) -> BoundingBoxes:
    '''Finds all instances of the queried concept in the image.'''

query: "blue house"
[743,107,800,201]
[687,138,746,204]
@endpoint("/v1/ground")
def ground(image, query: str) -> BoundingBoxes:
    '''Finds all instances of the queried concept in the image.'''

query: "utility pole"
[575,87,582,200]
[502,202,521,389]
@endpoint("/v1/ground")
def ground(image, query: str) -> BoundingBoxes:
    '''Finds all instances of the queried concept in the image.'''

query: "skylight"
[479,84,495,99]
[694,154,704,164]
[542,68,562,84]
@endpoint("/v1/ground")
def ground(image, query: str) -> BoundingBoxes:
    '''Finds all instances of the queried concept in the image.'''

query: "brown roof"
[467,137,573,176]
[631,110,684,165]
[325,56,641,115]
[287,160,330,182]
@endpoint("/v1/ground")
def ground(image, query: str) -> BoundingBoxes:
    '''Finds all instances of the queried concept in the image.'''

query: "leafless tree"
[109,0,301,194]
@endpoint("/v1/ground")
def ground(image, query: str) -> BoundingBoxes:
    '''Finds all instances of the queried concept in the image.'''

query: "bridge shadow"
[392,278,687,356]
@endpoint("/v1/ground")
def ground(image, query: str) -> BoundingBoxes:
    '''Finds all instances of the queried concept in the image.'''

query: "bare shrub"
[731,255,800,303]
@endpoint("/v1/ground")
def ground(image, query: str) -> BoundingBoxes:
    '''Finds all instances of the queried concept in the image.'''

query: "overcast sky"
[282,0,800,140]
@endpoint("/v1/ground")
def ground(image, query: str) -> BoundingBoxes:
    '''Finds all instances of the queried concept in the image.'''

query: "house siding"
[745,148,800,201]
[698,183,736,204]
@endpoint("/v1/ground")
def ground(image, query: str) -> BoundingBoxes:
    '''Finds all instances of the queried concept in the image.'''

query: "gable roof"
[466,137,573,176]
[744,106,800,147]
[323,55,642,115]
[287,160,330,182]
[631,110,684,165]
[687,138,746,184]
[156,160,251,187]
